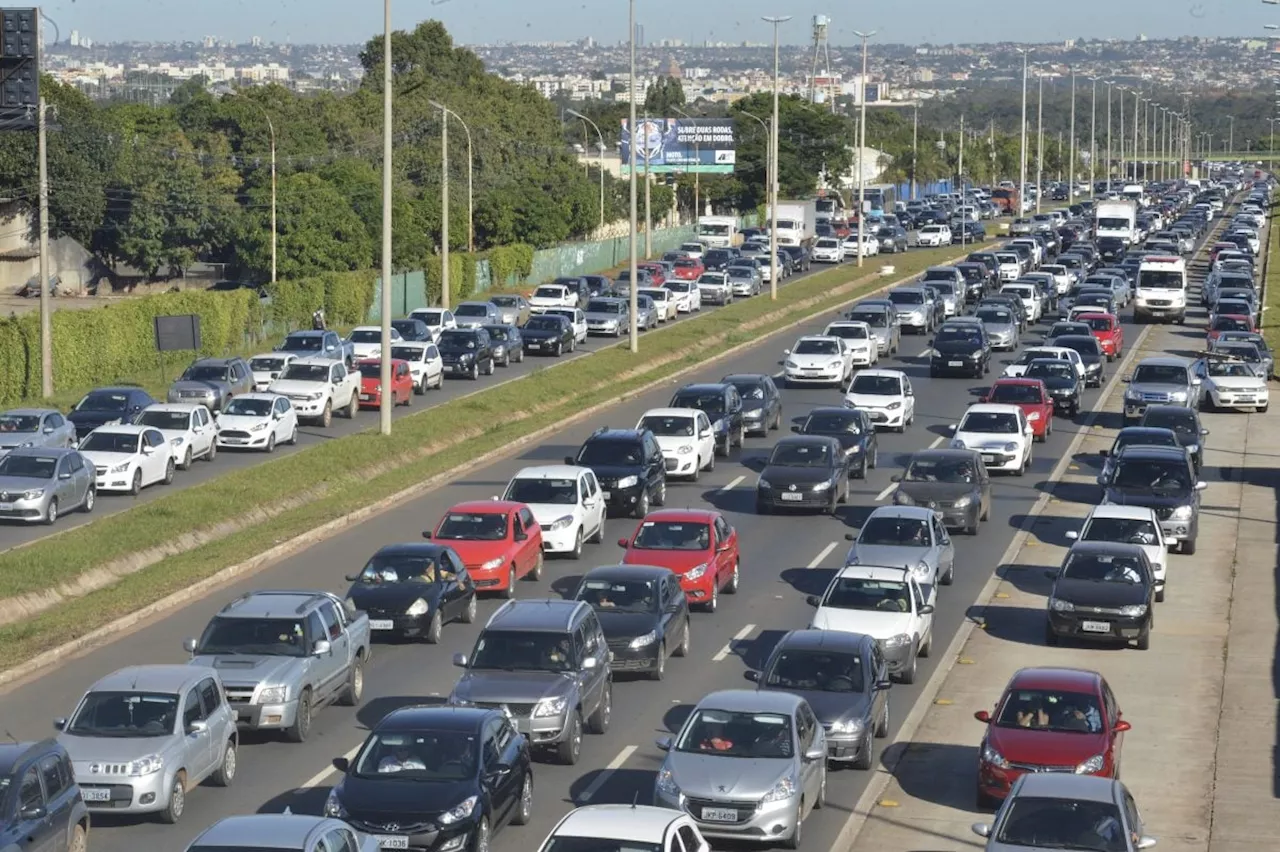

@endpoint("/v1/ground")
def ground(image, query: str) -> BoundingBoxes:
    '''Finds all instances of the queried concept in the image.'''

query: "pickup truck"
[267,356,361,427]
[184,590,371,743]
[276,330,355,366]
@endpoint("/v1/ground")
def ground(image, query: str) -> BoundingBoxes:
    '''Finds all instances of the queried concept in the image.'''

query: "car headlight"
[548,515,575,531]
[481,557,505,571]
[616,475,639,489]
[1004,442,1019,452]
[405,598,430,617]
[127,754,163,777]
[169,436,185,446]
[250,421,270,432]
[533,696,568,718]
[757,477,772,490]
[109,462,131,473]
[1026,411,1040,420]
[1125,390,1141,402]
[1118,604,1148,618]
[21,488,44,500]
[784,360,798,369]
[656,767,681,798]
[893,490,915,505]
[438,794,479,825]
[829,718,864,735]
[1049,597,1074,612]
[886,401,902,410]
[685,562,709,581]
[949,438,967,449]
[1075,754,1106,775]
[258,685,288,704]
[324,788,347,818]
[677,444,693,454]
[1170,390,1188,402]
[813,479,832,491]
[952,495,972,509]
[760,776,797,804]
[1170,505,1193,520]
[630,630,658,649]
[981,742,1010,769]
[883,633,911,648]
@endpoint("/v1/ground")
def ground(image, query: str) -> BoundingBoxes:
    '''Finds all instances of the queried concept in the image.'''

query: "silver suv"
[167,357,254,412]
[448,599,612,766]
[1122,357,1199,424]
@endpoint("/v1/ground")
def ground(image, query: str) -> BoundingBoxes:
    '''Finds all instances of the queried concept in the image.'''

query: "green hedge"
[485,244,534,288]
[264,270,377,330]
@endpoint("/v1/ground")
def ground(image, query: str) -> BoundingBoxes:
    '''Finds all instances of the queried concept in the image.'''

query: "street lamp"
[763,14,792,295]
[1104,80,1113,188]
[1116,85,1127,185]
[430,100,474,303]
[379,0,393,435]
[245,99,276,284]
[854,29,875,267]
[673,106,701,219]
[626,0,638,353]
[1035,71,1043,214]
[1226,114,1235,156]
[738,109,773,237]
[566,109,606,230]
[1017,49,1030,217]
[1068,69,1076,202]
[1089,76,1097,190]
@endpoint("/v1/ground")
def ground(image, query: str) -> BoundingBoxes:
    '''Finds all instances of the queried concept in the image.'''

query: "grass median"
[1263,201,1280,353]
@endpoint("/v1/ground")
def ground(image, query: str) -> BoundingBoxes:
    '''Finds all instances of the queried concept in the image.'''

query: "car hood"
[985,725,1108,769]
[788,353,843,369]
[1002,364,1031,377]
[0,431,39,449]
[216,413,271,430]
[586,464,644,482]
[336,774,474,822]
[846,543,930,569]
[585,312,623,323]
[1052,577,1148,608]
[347,582,442,612]
[664,752,792,800]
[450,670,575,704]
[955,430,1020,450]
[810,606,910,640]
[521,502,578,525]
[0,474,53,493]
[652,434,698,453]
[188,654,299,686]
[844,392,900,409]
[783,688,872,728]
[268,380,327,396]
[1103,486,1191,510]
[350,341,383,355]
[521,327,562,341]
[897,482,976,503]
[454,317,488,327]
[78,449,137,466]
[1038,376,1078,392]
[983,323,1016,336]
[434,539,510,567]
[740,399,768,416]
[68,410,126,428]
[761,465,836,487]
[594,609,662,640]
[1209,376,1266,391]
[932,340,982,356]
[169,379,227,395]
[496,309,521,323]
[58,733,177,765]
[1128,382,1188,396]
[622,548,709,574]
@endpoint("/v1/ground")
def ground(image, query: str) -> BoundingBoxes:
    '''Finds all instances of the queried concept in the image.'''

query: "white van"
[1134,255,1188,324]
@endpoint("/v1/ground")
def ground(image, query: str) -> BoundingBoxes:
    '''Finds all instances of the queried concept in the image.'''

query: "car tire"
[339,655,365,706]
[425,610,443,644]
[977,789,1001,811]
[895,647,917,684]
[205,440,218,461]
[68,823,86,852]
[511,773,533,826]
[634,489,650,519]
[345,394,357,419]
[715,436,728,459]
[853,734,874,770]
[691,458,701,482]
[675,623,691,657]
[530,552,544,581]
[319,401,332,428]
[459,592,478,624]
[726,560,740,594]
[43,498,57,526]
[265,433,276,454]
[516,348,526,363]
[1181,538,1197,556]
[1135,626,1151,651]
[180,448,193,470]
[485,358,495,375]
[557,711,583,765]
[704,581,719,613]
[650,644,667,681]
[162,458,175,485]
[857,456,868,479]
[875,698,890,738]
[470,363,480,380]
[81,487,95,514]
[504,565,518,599]
[158,773,186,824]
[285,689,312,742]
[210,739,238,787]
[570,528,584,560]
[415,377,427,395]
[1155,587,1166,604]
[653,480,667,507]
[782,802,803,850]
[941,562,954,585]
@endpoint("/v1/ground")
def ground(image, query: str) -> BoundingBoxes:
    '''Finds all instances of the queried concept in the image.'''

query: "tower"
[808,15,835,112]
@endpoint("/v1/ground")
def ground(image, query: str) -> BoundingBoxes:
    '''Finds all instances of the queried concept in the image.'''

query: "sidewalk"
[846,319,1280,851]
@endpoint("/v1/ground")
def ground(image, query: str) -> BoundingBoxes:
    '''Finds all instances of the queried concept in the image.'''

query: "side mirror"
[804,745,826,761]
[805,594,821,607]
[583,656,599,669]
[791,425,801,433]
[564,456,575,466]
[1136,838,1158,850]
[874,679,892,691]
[312,639,332,656]
[141,446,154,455]
[20,806,47,821]
[947,423,957,432]
[782,349,791,355]
[1065,530,1080,540]
[344,574,360,582]
[1114,720,1132,733]
[974,710,992,723]
[1195,481,1208,491]
[919,604,935,615]
[58,471,71,480]
[1098,448,1108,457]
[972,824,992,839]
[617,537,631,548]
[53,718,66,731]
[182,637,198,654]
[1200,427,1210,436]
[43,426,54,434]
[1122,376,1131,383]
[333,756,350,773]
[655,736,673,752]
[744,670,760,682]
[186,720,209,735]
[927,338,935,346]
[1043,568,1059,580]
[452,652,469,667]
[845,532,857,541]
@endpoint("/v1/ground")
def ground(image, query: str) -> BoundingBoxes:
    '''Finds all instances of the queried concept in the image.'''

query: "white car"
[841,232,880,257]
[783,335,855,387]
[1195,357,1269,412]
[1000,283,1042,322]
[812,237,846,263]
[78,424,176,494]
[1066,505,1168,601]
[808,564,936,684]
[639,287,677,322]
[994,252,1022,282]
[267,356,361,427]
[215,393,299,453]
[501,465,606,559]
[135,403,217,469]
[844,369,914,431]
[697,272,733,306]
[678,242,706,260]
[1003,346,1085,380]
[389,340,444,394]
[663,280,702,313]
[408,308,457,341]
[1231,229,1261,255]
[948,403,1033,475]
[346,325,401,360]
[537,805,710,852]
[637,407,716,480]
[529,283,578,312]
[248,353,297,392]
[543,307,589,342]
[823,321,878,366]
[917,224,952,247]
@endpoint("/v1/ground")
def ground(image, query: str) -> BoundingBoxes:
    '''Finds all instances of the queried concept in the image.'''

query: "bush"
[425,252,479,305]
[486,243,534,288]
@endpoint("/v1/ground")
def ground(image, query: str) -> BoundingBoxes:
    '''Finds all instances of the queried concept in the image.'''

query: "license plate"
[0,502,11,512]
[360,394,372,401]
[369,619,395,630]
[375,837,409,849]
[982,455,996,464]
[600,491,611,500]
[948,360,963,367]
[701,807,738,823]
[82,788,111,802]
[780,492,804,501]
[1081,620,1111,633]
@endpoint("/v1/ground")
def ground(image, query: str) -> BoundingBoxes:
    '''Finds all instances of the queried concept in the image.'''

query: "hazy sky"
[47,0,1271,47]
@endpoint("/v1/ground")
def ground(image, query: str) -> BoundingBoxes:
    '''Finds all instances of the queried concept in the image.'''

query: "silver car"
[56,664,239,824]
[974,306,1019,351]
[0,408,76,455]
[185,814,380,852]
[635,295,660,330]
[654,689,826,847]
[972,773,1156,851]
[1123,357,1199,424]
[727,265,762,297]
[844,505,956,587]
[0,446,94,524]
[454,300,501,327]
[489,294,530,326]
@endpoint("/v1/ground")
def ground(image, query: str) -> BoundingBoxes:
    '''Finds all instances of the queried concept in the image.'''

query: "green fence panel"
[368,270,427,321]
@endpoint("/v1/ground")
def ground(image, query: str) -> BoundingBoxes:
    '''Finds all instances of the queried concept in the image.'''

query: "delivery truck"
[1094,199,1139,245]
[696,215,741,248]
[766,199,818,247]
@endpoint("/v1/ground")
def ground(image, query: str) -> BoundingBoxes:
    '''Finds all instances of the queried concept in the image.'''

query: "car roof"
[485,598,587,632]
[511,465,586,480]
[991,378,1043,387]
[1136,356,1191,368]
[227,393,284,403]
[1008,666,1104,692]
[835,563,912,583]
[1142,404,1197,416]
[191,815,351,848]
[864,504,936,521]
[0,740,64,778]
[641,508,719,524]
[853,368,906,379]
[550,805,686,842]
[3,447,78,459]
[586,428,645,443]
[2,407,59,417]
[190,356,239,365]
[87,424,151,436]
[1067,540,1148,558]
[1112,445,1188,461]
[582,564,676,583]
[640,407,701,420]
[963,403,1024,416]
[774,628,874,654]
[771,435,839,449]
[289,356,340,367]
[673,383,729,394]
[721,373,771,384]
[377,704,495,733]
[907,448,981,463]
[1013,770,1124,802]
[447,500,523,514]
[218,590,333,618]
[697,689,803,715]
[1086,504,1158,521]
[90,664,216,694]
[142,403,203,413]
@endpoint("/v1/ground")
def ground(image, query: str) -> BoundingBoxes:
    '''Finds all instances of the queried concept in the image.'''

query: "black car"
[582,274,614,298]
[481,324,524,366]
[1044,541,1155,650]
[573,564,690,680]
[521,314,575,357]
[0,739,87,852]
[966,251,1002,283]
[956,262,991,301]
[703,248,736,272]
[391,317,432,342]
[1096,237,1127,264]
[345,544,478,644]
[1024,358,1084,416]
[329,705,533,849]
[781,244,812,272]
[669,383,745,457]
[1100,426,1181,461]
[876,225,909,254]
[892,448,991,534]
[755,435,851,514]
[567,427,667,518]
[793,406,878,479]
[1098,445,1205,555]
[436,328,496,379]
[722,373,782,436]
[930,322,990,378]
[1139,404,1208,469]
[1054,334,1106,388]
[67,386,157,438]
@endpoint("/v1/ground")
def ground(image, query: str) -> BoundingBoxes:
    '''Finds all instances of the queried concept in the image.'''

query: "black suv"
[568,427,668,518]
[1098,445,1206,555]
[669,383,745,457]
[0,739,88,852]
[721,373,783,436]
[930,320,991,378]
[437,328,496,379]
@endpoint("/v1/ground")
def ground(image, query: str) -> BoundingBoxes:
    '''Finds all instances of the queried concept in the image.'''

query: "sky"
[46,0,1275,47]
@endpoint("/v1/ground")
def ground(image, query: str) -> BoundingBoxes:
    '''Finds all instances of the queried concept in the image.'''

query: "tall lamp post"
[245,101,277,284]
[1105,80,1113,188]
[673,106,701,218]
[567,109,606,230]
[1226,114,1235,157]
[1116,85,1127,185]
[625,0,639,352]
[764,14,792,295]
[1017,49,1030,218]
[854,29,875,267]
[1089,77,1097,190]
[1035,72,1043,214]
[739,109,773,252]
[378,0,394,435]
[431,101,474,282]
[1068,69,1076,202]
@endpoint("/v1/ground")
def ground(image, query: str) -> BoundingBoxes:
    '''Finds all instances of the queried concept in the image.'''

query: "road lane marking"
[808,541,838,568]
[300,743,361,790]
[578,745,639,803]
[927,436,944,449]
[875,482,898,501]
[718,475,745,492]
[713,623,756,662]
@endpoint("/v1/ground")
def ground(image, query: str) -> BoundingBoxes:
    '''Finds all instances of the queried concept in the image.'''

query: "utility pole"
[1089,77,1097,190]
[1018,49,1029,218]
[37,97,50,398]
[854,29,874,268]
[1117,85,1126,185]
[765,14,791,293]
[627,0,638,352]
[1035,73,1043,213]
[1132,89,1140,183]
[1068,69,1076,202]
[440,112,450,309]
[958,114,965,247]
[1105,81,1112,189]
[674,106,701,218]
[1227,114,1235,155]
[911,102,919,200]
[379,0,393,435]
[432,101,474,262]
[567,109,606,230]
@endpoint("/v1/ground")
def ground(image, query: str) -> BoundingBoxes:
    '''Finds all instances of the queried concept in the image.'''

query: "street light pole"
[1132,89,1140,183]
[854,29,874,268]
[379,0,394,435]
[1068,69,1076,202]
[1017,49,1029,218]
[1116,85,1126,185]
[911,101,919,200]
[764,14,792,294]
[439,110,450,309]
[431,101,473,258]
[246,101,277,284]
[627,0,638,352]
[1228,114,1235,155]
[1089,77,1097,190]
[567,109,606,230]
[674,106,701,219]
[1035,72,1043,214]
[739,109,772,242]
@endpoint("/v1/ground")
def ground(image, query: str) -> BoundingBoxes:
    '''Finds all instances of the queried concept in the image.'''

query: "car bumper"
[662,451,701,477]
[601,484,646,514]
[931,357,982,375]
[366,611,438,639]
[857,406,906,427]
[678,573,717,605]
[1158,517,1196,544]
[973,449,1020,471]
[879,642,914,672]
[540,526,580,553]
[217,429,274,449]
[654,790,801,843]
[976,761,1108,801]
[442,360,479,372]
[1047,611,1150,642]
[731,284,756,296]
[757,486,833,510]
[348,816,474,852]
[608,643,663,672]
[0,496,51,521]
[358,390,387,408]
[784,368,844,384]
[825,730,871,761]
[93,470,137,492]
[1134,303,1185,321]
[232,698,301,729]
[1026,415,1049,436]
[1210,390,1268,409]
[77,773,174,814]
[845,347,875,365]
[587,323,621,335]
[699,289,731,304]
[742,412,768,433]
[288,398,329,416]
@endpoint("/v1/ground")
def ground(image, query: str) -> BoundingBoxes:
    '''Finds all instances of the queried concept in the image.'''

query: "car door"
[795,704,822,808]
[664,577,691,658]
[317,601,351,698]
[712,516,736,588]
[441,550,475,620]
[141,429,165,483]
[181,685,215,778]
[643,433,665,497]
[695,412,715,461]
[1101,680,1125,768]
[580,471,603,536]
[15,762,57,852]
[425,344,443,385]
[516,507,539,574]
[272,397,291,441]
[65,453,90,507]
[901,376,915,420]
[36,753,76,851]
[481,716,521,824]
[200,676,236,754]
[930,515,954,584]
[192,406,213,456]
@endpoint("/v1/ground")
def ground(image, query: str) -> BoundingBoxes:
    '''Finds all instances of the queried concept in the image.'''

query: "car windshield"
[437,331,479,349]
[666,281,691,292]
[976,309,1012,323]
[490,295,520,307]
[849,375,900,395]
[348,330,381,343]
[0,414,39,432]
[578,439,643,466]
[995,689,1104,733]
[182,365,229,381]
[816,238,840,248]
[1112,430,1179,453]
[588,300,622,314]
[631,521,710,551]
[935,326,981,344]
[1212,317,1252,332]
[137,410,191,430]
[224,398,273,417]
[484,327,510,342]
[524,317,561,332]
[989,384,1044,405]
[804,412,860,435]
[468,630,577,673]
[675,709,794,758]
[768,443,833,468]
[1133,364,1188,385]
[0,454,56,478]
[888,291,924,305]
[357,551,447,584]
[827,325,868,340]
[75,392,129,412]
[281,364,329,382]
[356,364,386,380]
[66,691,178,738]
[455,304,490,317]
[250,357,288,372]
[765,650,864,693]
[726,380,765,401]
[639,415,696,437]
[794,339,839,355]
[1139,269,1185,289]
[1112,458,1191,491]
[196,613,310,656]
[505,477,577,505]
[847,311,887,328]
[391,346,427,362]
[78,432,139,453]
[904,457,976,483]
[671,393,723,419]
[821,577,911,612]
[577,578,658,613]
[1142,411,1196,436]
[544,310,577,323]
[859,517,929,546]
[1084,517,1160,547]
[436,512,507,541]
[960,412,1019,433]
[283,334,323,351]
[928,282,956,296]
[351,730,477,781]
[1062,550,1148,584]
[534,286,566,299]
[1082,317,1112,332]
[415,311,444,325]
[1061,337,1102,356]
[1207,361,1256,378]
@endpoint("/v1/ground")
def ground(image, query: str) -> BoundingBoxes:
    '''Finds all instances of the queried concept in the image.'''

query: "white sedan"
[823,321,879,366]
[135,403,217,469]
[783,335,854,387]
[543,307,589,343]
[639,287,678,322]
[662,280,702,313]
[917,224,952,247]
[841,232,880,258]
[844,369,914,431]
[215,393,300,453]
[1196,358,1269,412]
[347,325,401,360]
[78,425,176,495]
[636,407,717,479]
[811,237,846,263]
[390,341,445,394]
[948,403,1033,475]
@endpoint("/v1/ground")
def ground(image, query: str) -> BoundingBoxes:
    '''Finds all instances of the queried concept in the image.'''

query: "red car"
[425,500,543,596]
[1209,241,1238,264]
[357,358,413,408]
[618,508,740,612]
[672,258,705,280]
[1076,312,1124,361]
[1207,313,1255,342]
[638,262,667,286]
[980,378,1053,441]
[974,667,1129,808]
[831,218,851,238]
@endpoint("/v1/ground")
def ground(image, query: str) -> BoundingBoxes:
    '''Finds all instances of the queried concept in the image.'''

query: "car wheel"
[210,739,238,787]
[782,802,803,850]
[43,498,57,526]
[319,401,332,428]
[162,458,175,485]
[654,480,667,507]
[345,394,358,419]
[68,824,86,852]
[977,788,1001,811]
[470,362,480,380]
[265,433,277,454]
[853,733,874,770]
[473,816,491,852]
[1135,626,1151,651]
[650,644,667,681]
[415,377,427,395]
[158,774,186,824]
[485,358,495,375]
[704,580,720,613]
[875,697,890,738]
[715,436,728,459]
[205,440,217,461]
[1155,586,1166,604]
[557,711,583,765]
[504,565,518,599]
[285,688,312,742]
[180,448,192,470]
[691,458,701,482]
[857,456,869,479]
[511,773,533,826]
[81,487,95,514]
[516,348,525,363]
[675,623,691,657]
[570,528,584,560]
[634,488,650,519]
[1181,538,1197,556]
[339,655,365,706]
[425,610,443,644]
[530,552,544,581]
[895,647,917,684]
[727,560,740,594]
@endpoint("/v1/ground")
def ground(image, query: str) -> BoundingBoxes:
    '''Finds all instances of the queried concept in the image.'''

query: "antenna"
[3,730,16,744]
[283,806,293,815]
[631,791,640,808]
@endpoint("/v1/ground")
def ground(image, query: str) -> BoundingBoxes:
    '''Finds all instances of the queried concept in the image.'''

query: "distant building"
[69,30,80,47]
[634,24,645,48]
[663,56,681,78]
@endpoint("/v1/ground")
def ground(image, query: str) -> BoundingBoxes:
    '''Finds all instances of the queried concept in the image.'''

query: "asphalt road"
[0,236,1162,852]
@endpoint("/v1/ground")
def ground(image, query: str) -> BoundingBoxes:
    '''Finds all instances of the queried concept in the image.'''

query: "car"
[568,427,668,519]
[354,358,413,409]
[390,317,432,342]
[326,705,533,849]
[1067,505,1168,601]
[668,383,745,458]
[1000,283,1042,323]
[617,508,740,612]
[167,356,255,412]
[136,402,217,468]
[0,738,89,852]
[248,353,299,392]
[973,305,1019,351]
[573,564,691,680]
[1207,313,1255,343]
[948,403,1034,476]
[1195,354,1269,412]
[971,773,1156,851]
[344,542,478,643]
[980,294,1028,331]
[714,374,780,437]
[345,325,401,360]
[67,386,157,439]
[821,321,879,366]
[386,341,443,394]
[489,294,532,327]
[1003,346,1084,381]
[1048,334,1106,388]
[0,408,76,455]
[973,668,1130,808]
[1139,404,1208,469]
[755,436,851,515]
[1077,312,1124,361]
[696,272,733,305]
[663,279,702,313]
[502,465,606,559]
[1123,356,1199,424]
[981,379,1053,441]
[449,599,611,765]
[1097,426,1182,481]
[529,283,580,313]
[636,408,717,481]
[887,287,935,334]
[582,274,614,298]
[638,263,669,287]
[584,297,630,337]
[543,307,589,343]
[876,224,909,253]
[726,265,762,297]
[634,294,661,330]
[1099,445,1206,555]
[930,321,990,378]
[535,804,710,852]
[843,369,914,432]
[78,424,176,494]
[56,664,238,823]
[454,300,502,328]
[671,256,706,282]
[892,448,991,534]
[408,307,458,341]
[793,407,879,479]
[781,244,812,272]
[639,287,678,323]
[653,689,825,848]
[807,564,936,684]
[425,500,543,596]
[845,503,956,586]
[917,223,952,246]
[0,447,95,524]
[481,323,524,367]
[438,327,497,378]
[520,312,576,356]
[214,393,299,452]
[184,814,379,852]
[811,236,846,263]
[843,304,900,356]
[782,335,855,388]
[268,357,361,426]
[1045,541,1156,650]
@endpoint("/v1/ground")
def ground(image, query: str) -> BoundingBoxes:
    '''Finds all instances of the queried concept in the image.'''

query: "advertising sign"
[619,117,736,174]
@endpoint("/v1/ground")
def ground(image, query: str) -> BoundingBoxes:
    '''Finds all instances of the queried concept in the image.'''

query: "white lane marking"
[719,475,745,493]
[578,745,639,803]
[300,743,361,790]
[927,435,944,449]
[713,623,757,662]
[875,482,898,501]
[808,541,839,569]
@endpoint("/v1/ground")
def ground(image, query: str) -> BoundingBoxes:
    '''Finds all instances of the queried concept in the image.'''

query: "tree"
[728,94,854,208]
[235,172,373,279]
[644,76,686,117]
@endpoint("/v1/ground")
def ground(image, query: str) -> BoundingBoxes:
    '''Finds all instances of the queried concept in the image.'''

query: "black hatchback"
[437,328,496,379]
[521,314,575,357]
[567,427,667,518]
[573,564,691,680]
[1044,541,1155,650]
[793,407,878,478]
[722,373,783,436]
[329,705,533,851]
[930,322,990,379]
[669,383,745,457]
[345,544,478,644]
[755,435,851,514]
[1140,404,1209,469]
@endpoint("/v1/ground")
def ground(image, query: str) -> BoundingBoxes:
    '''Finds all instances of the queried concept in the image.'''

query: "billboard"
[619,117,736,174]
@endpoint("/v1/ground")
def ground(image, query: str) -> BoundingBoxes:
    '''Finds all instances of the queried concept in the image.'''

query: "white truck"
[766,199,818,247]
[1094,199,1139,245]
[1133,254,1188,324]
[696,215,740,248]
[267,356,361,427]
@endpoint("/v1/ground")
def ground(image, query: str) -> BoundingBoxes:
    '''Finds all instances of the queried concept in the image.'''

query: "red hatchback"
[672,258,705,280]
[426,500,544,596]
[1077,312,1124,361]
[638,262,667,286]
[981,378,1053,441]
[974,667,1130,808]
[357,358,413,408]
[1208,313,1255,343]
[618,508,740,612]
[1209,241,1238,264]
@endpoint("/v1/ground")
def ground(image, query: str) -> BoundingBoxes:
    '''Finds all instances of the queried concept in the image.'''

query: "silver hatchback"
[0,447,94,524]
[0,408,76,455]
